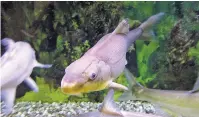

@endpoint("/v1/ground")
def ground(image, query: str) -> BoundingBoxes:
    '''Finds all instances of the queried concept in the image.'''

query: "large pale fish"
[61,13,165,95]
[118,68,199,117]
[0,38,52,115]
[73,89,163,117]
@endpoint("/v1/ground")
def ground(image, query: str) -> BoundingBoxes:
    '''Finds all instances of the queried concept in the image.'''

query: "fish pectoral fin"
[190,74,199,93]
[1,87,16,115]
[34,60,52,68]
[24,77,39,92]
[108,82,128,91]
[99,89,122,116]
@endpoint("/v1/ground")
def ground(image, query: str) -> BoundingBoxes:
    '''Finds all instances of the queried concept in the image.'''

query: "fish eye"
[90,73,97,80]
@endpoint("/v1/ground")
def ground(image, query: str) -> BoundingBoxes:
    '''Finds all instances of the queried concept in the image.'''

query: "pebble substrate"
[1,100,155,117]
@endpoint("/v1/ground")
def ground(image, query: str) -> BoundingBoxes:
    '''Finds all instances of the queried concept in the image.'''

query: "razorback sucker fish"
[61,12,165,95]
[0,38,52,115]
[118,68,199,117]
[73,89,163,117]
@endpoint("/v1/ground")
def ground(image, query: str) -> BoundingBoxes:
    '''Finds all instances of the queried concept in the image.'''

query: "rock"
[0,100,156,117]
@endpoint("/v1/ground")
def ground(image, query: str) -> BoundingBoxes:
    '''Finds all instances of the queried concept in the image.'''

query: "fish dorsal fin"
[112,19,129,35]
[190,73,199,93]
[0,38,16,66]
[99,89,123,116]
[1,38,15,50]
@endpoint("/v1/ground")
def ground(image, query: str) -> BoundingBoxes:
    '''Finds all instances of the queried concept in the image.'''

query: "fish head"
[61,55,112,95]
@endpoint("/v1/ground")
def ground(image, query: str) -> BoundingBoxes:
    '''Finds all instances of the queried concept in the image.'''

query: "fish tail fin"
[34,60,52,68]
[125,13,165,46]
[139,12,165,40]
[139,12,165,31]
[1,38,15,50]
[118,68,144,101]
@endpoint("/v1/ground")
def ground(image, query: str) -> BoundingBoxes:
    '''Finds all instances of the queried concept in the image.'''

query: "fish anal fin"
[1,87,16,115]
[99,89,123,116]
[24,77,39,92]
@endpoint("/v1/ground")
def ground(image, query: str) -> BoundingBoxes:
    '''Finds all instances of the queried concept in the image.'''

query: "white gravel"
[1,100,155,117]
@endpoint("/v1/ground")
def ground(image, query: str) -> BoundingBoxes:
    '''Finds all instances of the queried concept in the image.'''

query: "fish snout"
[61,77,77,88]
[61,74,87,95]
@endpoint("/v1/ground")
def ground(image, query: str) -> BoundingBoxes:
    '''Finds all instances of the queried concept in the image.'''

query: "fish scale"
[93,34,127,64]
[61,12,165,95]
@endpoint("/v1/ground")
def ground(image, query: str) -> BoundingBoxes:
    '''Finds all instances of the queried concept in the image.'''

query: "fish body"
[119,68,199,117]
[73,89,163,117]
[61,13,165,95]
[0,38,52,115]
[74,111,162,117]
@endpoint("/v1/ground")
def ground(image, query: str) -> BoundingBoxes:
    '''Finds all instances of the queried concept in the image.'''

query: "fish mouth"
[61,79,109,95]
[61,81,83,95]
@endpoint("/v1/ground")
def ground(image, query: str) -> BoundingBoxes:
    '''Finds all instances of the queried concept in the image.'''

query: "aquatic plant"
[114,73,128,100]
[2,1,199,102]
[123,1,155,20]
[148,2,199,90]
[17,77,68,103]
[188,41,199,64]
[122,1,174,86]
[135,40,159,86]
[17,75,126,102]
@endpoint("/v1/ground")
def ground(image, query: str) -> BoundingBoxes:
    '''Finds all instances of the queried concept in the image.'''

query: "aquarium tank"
[1,1,199,117]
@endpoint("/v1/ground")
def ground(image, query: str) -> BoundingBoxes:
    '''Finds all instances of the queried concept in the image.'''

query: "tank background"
[1,1,199,103]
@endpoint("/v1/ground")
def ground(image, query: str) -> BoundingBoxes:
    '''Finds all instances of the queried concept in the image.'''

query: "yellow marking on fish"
[61,81,109,95]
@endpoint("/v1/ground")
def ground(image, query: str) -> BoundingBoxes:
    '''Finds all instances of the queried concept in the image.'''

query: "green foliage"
[114,73,128,100]
[56,35,64,53]
[123,1,177,87]
[128,19,141,29]
[156,16,175,40]
[17,77,69,103]
[123,1,155,20]
[69,40,90,60]
[136,40,159,86]
[188,42,199,64]
[122,2,166,86]
[72,20,79,30]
